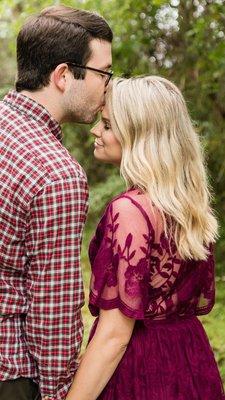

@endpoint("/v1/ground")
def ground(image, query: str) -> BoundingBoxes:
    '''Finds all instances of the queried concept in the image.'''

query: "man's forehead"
[88,38,112,68]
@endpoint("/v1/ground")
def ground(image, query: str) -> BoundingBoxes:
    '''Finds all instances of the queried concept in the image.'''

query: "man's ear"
[51,63,71,92]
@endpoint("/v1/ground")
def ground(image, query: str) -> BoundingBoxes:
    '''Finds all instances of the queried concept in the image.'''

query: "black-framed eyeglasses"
[66,62,113,86]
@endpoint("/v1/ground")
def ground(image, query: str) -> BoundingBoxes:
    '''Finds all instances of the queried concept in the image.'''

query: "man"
[0,5,113,400]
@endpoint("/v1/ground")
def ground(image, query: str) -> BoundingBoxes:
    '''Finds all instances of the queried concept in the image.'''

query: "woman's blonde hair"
[106,76,218,260]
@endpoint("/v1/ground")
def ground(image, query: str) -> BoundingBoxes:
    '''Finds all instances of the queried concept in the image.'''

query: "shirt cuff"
[39,368,76,400]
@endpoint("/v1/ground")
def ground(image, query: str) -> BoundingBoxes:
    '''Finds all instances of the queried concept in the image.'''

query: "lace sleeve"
[89,196,154,319]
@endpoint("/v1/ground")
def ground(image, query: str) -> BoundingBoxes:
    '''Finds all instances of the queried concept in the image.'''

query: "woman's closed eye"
[101,116,111,131]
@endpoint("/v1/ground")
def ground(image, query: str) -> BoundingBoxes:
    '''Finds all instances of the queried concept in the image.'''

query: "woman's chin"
[93,149,121,166]
[93,150,105,161]
[93,152,111,164]
[94,157,110,164]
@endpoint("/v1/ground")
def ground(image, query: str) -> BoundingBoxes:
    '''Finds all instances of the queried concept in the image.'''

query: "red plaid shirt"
[0,91,88,399]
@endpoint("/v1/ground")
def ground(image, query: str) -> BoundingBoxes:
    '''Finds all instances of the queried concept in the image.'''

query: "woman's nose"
[90,122,101,137]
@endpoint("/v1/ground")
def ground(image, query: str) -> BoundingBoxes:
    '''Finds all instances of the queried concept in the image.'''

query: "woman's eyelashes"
[100,117,111,131]
[102,121,111,130]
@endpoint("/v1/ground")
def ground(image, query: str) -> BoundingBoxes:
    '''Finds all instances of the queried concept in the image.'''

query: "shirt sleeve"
[89,196,153,320]
[25,176,88,400]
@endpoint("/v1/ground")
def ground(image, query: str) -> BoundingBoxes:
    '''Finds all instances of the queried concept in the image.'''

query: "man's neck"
[20,89,63,124]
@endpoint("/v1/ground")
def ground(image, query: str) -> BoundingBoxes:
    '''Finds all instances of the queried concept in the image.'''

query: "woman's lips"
[94,140,104,147]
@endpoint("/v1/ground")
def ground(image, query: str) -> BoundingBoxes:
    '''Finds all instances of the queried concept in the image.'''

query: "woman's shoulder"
[105,187,143,212]
[105,187,160,228]
[109,187,148,205]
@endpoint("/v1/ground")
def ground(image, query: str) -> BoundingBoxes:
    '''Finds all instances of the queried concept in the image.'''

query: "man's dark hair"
[16,5,113,92]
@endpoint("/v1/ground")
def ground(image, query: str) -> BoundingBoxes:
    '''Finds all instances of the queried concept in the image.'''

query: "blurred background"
[0,0,224,386]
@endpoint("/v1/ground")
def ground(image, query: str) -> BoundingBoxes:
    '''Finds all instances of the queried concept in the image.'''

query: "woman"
[66,76,224,400]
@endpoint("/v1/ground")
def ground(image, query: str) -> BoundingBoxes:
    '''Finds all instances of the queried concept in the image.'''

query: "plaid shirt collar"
[3,90,62,142]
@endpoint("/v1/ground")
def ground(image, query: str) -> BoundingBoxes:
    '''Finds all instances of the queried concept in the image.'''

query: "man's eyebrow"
[100,64,112,70]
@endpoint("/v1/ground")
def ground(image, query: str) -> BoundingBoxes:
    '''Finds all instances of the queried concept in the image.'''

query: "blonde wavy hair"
[106,76,218,261]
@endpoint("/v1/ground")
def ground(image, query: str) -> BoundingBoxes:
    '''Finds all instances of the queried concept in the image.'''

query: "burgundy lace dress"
[88,188,224,400]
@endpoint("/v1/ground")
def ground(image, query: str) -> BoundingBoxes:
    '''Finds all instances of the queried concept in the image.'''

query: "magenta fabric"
[88,188,224,399]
